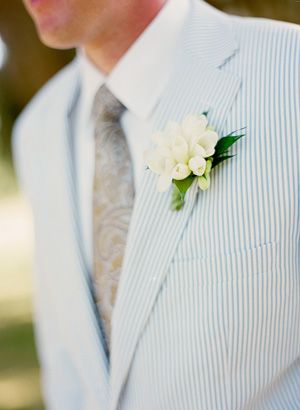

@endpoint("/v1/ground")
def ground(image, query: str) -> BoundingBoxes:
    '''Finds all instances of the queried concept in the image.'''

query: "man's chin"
[32,13,75,49]
[34,23,77,49]
[37,32,75,49]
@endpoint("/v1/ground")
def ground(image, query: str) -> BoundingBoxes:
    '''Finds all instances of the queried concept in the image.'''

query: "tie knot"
[92,84,125,122]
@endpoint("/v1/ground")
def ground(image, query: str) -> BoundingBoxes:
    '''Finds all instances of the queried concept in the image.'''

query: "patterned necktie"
[92,84,135,349]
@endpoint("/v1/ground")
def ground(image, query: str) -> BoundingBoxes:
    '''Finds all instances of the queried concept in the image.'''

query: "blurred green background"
[0,1,299,409]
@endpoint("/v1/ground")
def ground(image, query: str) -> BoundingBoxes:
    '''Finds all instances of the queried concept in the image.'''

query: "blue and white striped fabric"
[13,1,300,409]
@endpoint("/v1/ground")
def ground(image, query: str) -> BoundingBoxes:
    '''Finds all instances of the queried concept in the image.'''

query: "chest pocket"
[169,240,280,287]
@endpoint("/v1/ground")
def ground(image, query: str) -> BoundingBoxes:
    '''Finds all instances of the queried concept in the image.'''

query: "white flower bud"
[198,130,219,157]
[182,114,208,141]
[190,143,206,158]
[172,138,189,163]
[188,156,207,176]
[198,175,211,190]
[171,164,191,180]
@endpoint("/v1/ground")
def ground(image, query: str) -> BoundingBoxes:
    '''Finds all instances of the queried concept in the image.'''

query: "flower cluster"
[144,114,218,192]
[144,112,245,211]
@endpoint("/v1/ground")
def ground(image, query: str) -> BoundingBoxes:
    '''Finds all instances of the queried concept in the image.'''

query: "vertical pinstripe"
[111,2,300,409]
[13,0,300,409]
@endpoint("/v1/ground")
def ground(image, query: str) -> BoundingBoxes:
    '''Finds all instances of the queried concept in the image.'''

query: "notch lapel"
[110,2,242,408]
[39,62,110,404]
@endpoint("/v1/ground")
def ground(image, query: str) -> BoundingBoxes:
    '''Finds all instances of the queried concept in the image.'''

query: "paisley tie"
[92,84,135,349]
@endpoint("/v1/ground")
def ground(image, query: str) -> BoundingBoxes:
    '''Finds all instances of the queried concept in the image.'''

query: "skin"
[23,0,166,74]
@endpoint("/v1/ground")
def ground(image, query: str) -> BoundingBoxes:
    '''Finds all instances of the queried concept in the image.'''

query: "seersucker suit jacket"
[13,1,300,409]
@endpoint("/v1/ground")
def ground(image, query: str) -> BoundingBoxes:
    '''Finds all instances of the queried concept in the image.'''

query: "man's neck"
[83,0,166,75]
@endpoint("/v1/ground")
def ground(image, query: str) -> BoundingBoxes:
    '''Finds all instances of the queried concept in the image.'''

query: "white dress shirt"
[74,0,190,271]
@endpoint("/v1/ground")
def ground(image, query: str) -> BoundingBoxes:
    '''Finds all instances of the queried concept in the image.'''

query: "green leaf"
[171,176,195,211]
[171,184,184,211]
[212,154,236,168]
[214,134,245,156]
[222,126,247,138]
[174,175,195,195]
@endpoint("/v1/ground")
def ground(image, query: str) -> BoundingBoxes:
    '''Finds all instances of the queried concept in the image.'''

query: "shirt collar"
[78,0,190,121]
[77,48,104,125]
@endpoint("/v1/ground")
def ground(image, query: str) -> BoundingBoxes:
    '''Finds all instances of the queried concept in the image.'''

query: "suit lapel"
[111,1,242,408]
[41,62,111,403]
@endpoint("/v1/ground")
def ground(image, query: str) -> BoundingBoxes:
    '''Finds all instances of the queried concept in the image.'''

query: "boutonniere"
[144,113,245,211]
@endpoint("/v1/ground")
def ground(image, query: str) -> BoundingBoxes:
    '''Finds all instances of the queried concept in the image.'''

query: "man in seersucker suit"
[14,0,300,408]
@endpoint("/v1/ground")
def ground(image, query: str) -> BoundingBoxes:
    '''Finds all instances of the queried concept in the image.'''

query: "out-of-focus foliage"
[212,0,299,23]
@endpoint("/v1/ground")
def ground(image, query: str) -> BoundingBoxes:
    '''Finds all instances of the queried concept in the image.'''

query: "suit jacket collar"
[110,2,241,408]
[181,0,239,69]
